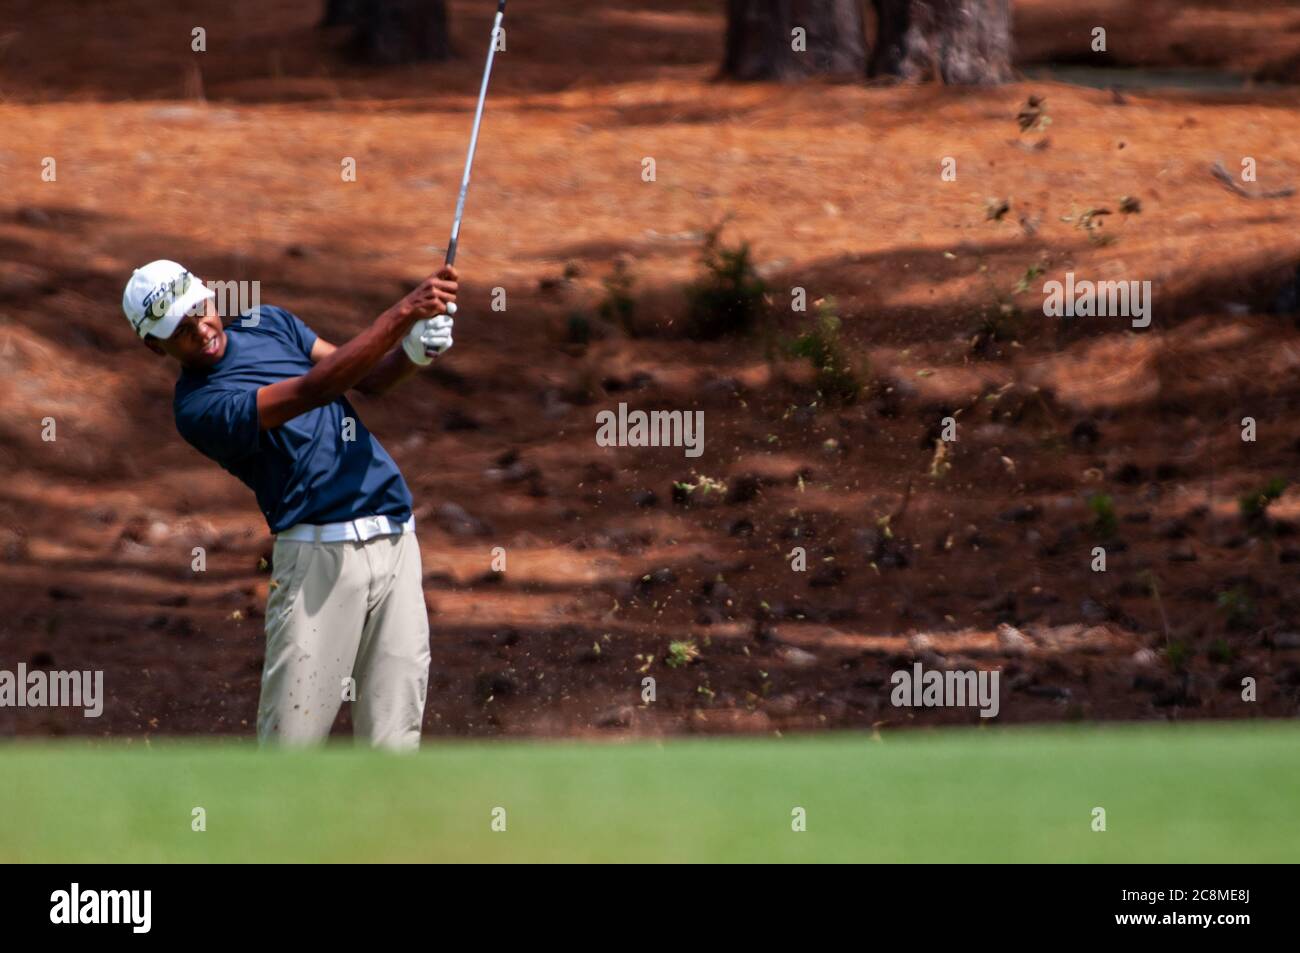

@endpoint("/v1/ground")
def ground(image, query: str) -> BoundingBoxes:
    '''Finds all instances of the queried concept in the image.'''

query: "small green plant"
[968,259,1023,354]
[666,640,700,668]
[1140,570,1172,645]
[1216,587,1255,631]
[1013,264,1045,294]
[1164,639,1192,672]
[1239,477,1287,528]
[683,224,767,340]
[673,474,727,498]
[1208,638,1235,664]
[1088,493,1118,538]
[598,258,636,335]
[789,298,862,405]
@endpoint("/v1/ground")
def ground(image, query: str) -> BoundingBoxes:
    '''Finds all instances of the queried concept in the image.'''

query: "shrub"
[789,298,862,405]
[666,640,700,668]
[683,225,767,340]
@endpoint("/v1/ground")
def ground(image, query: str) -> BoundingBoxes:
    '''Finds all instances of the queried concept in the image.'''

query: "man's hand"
[402,314,454,366]
[399,265,459,321]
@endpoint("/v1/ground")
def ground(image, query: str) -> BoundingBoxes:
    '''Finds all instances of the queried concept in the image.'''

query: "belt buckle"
[358,516,383,541]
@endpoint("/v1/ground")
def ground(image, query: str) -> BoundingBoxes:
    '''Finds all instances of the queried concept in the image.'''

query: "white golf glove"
[402,314,454,366]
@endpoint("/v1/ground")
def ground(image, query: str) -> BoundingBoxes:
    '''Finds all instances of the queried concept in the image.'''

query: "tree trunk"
[722,0,867,81]
[320,0,365,28]
[869,0,1012,85]
[331,0,452,65]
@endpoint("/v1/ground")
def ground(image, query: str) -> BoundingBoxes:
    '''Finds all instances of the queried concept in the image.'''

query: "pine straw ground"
[1,0,1300,738]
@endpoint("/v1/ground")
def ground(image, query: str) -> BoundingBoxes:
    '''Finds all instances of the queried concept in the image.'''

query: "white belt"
[277,514,415,544]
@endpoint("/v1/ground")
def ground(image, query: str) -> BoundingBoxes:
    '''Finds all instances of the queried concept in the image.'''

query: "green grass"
[3,723,1298,862]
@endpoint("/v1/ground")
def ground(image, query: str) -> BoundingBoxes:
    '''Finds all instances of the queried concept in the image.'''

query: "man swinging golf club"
[120,1,504,750]
[122,261,458,750]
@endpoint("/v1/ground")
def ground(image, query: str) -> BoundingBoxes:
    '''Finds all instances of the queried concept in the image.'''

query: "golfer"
[121,259,459,751]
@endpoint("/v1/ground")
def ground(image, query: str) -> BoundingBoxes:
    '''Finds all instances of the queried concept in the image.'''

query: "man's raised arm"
[255,267,457,429]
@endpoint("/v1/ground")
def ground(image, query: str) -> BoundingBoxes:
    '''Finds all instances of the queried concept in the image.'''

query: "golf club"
[444,0,506,315]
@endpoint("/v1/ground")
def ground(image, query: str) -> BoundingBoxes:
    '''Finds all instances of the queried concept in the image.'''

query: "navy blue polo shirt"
[173,305,413,534]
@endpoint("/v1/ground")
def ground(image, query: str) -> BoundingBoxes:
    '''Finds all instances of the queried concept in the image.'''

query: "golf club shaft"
[444,0,506,315]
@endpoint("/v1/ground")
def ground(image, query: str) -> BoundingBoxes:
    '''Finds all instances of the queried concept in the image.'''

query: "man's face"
[150,297,227,369]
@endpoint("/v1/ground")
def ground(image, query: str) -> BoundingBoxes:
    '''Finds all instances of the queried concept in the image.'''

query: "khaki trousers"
[258,530,430,751]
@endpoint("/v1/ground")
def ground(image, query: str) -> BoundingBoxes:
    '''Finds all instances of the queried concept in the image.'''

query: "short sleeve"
[243,305,318,358]
[175,387,260,465]
[282,308,319,358]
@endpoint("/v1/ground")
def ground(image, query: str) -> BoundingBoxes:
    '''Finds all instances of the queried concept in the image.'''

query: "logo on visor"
[136,271,193,330]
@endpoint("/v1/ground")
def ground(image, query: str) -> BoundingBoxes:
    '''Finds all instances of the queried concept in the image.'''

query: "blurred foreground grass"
[2,722,1297,862]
